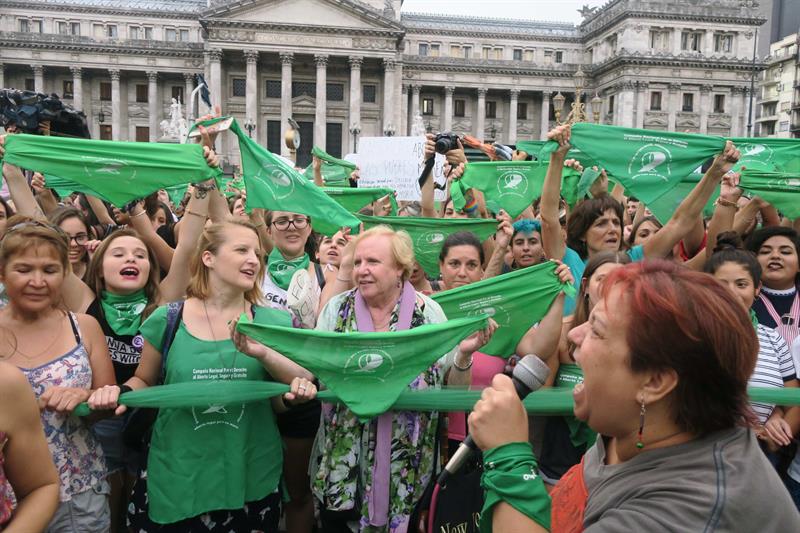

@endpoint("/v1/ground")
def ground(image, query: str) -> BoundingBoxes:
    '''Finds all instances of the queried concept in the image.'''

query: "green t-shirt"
[139,303,291,524]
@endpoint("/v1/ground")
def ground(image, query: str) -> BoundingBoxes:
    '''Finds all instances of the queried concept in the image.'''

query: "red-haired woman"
[468,260,800,531]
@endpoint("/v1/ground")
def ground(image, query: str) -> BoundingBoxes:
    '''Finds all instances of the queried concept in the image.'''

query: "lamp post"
[489,122,497,140]
[244,117,256,138]
[553,91,565,124]
[554,67,591,125]
[592,92,603,124]
[383,123,396,137]
[425,121,433,133]
[349,123,361,152]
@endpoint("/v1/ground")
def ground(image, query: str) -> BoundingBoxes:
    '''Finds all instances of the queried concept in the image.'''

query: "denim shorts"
[45,480,110,533]
[92,415,142,475]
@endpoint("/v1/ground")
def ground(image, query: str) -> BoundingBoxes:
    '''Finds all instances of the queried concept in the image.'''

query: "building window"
[517,102,528,120]
[326,123,342,158]
[25,78,35,91]
[513,48,523,61]
[606,34,618,52]
[544,50,553,63]
[144,27,153,39]
[650,91,662,111]
[107,25,118,38]
[57,21,69,35]
[463,46,472,58]
[267,120,281,154]
[62,80,74,99]
[100,82,112,101]
[556,51,564,63]
[19,19,42,33]
[524,50,534,61]
[422,98,434,115]
[165,28,177,41]
[650,30,670,51]
[418,43,429,56]
[682,93,694,112]
[608,95,615,114]
[486,101,497,119]
[135,126,149,142]
[450,45,461,57]
[430,44,440,57]
[129,26,140,39]
[292,81,316,98]
[714,33,733,54]
[179,29,190,41]
[494,47,503,60]
[681,31,703,52]
[454,99,466,117]
[266,80,281,98]
[713,94,725,113]
[326,83,344,102]
[172,86,184,103]
[363,84,376,103]
[482,46,492,59]
[232,78,246,97]
[100,125,113,140]
[93,24,104,38]
[779,120,790,132]
[135,84,148,103]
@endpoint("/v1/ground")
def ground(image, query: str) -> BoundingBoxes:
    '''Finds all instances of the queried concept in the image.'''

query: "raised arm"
[515,263,571,359]
[642,141,740,259]
[128,201,175,272]
[420,134,438,218]
[312,155,324,187]
[683,173,741,271]
[483,210,512,279]
[540,125,571,261]
[85,194,116,227]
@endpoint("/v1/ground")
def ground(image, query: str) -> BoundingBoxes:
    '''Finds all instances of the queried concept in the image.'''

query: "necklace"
[202,299,246,371]
[5,315,65,361]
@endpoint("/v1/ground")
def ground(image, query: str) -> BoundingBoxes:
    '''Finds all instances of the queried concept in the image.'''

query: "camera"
[434,132,460,154]
[0,89,90,138]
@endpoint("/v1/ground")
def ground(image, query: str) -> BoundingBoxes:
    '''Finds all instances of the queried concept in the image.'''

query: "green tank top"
[139,304,291,524]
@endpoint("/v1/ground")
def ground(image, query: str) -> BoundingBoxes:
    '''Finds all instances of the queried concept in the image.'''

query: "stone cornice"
[581,10,765,41]
[403,55,580,78]
[0,1,201,20]
[588,52,765,77]
[0,31,203,58]
[404,26,581,44]
[200,19,404,40]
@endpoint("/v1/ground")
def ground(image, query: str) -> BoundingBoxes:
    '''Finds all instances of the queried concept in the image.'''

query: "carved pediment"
[203,0,403,32]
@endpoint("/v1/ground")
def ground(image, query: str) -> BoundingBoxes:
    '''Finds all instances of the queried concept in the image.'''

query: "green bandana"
[576,166,602,201]
[100,290,148,336]
[323,187,398,214]
[453,161,545,217]
[480,442,551,532]
[236,313,488,418]
[646,172,719,224]
[542,123,726,204]
[164,184,188,207]
[303,145,357,187]
[556,363,598,450]
[203,119,360,236]
[750,308,760,330]
[432,261,575,357]
[730,137,800,174]
[2,133,222,207]
[739,169,800,219]
[267,248,310,290]
[357,214,497,277]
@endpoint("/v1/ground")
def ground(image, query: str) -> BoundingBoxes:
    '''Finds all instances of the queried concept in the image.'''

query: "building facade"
[755,34,799,138]
[0,0,766,167]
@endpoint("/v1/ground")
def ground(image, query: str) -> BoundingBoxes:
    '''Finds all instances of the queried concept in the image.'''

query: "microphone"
[437,354,550,485]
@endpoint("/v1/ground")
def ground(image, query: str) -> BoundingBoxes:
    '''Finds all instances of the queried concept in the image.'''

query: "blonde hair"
[352,225,415,281]
[186,219,264,304]
[0,215,70,275]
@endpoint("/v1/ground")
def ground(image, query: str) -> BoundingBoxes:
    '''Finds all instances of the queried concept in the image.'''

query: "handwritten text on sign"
[355,137,446,202]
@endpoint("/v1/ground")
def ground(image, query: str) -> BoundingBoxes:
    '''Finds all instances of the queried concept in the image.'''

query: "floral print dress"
[313,289,455,533]
[0,433,13,529]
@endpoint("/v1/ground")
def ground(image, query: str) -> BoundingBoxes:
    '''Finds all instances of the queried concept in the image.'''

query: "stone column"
[147,71,159,142]
[109,69,121,141]
[393,61,403,134]
[508,89,519,144]
[704,29,714,56]
[672,29,682,55]
[476,87,487,140]
[699,84,711,133]
[740,87,751,137]
[540,91,551,139]
[70,66,83,113]
[208,49,223,109]
[667,83,681,132]
[443,86,455,132]
[314,54,328,149]
[245,50,259,139]
[382,59,395,133]
[400,84,409,135]
[280,52,293,156]
[410,84,421,119]
[348,56,362,150]
[184,73,195,121]
[620,81,636,128]
[729,87,742,137]
[0,64,4,93]
[33,65,44,93]
[635,82,647,129]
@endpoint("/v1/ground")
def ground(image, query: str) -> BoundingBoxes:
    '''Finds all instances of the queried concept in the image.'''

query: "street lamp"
[349,123,361,152]
[552,91,565,124]
[553,67,590,125]
[383,123,396,137]
[489,122,497,140]
[98,111,105,124]
[591,92,603,124]
[244,117,256,138]
[425,121,433,133]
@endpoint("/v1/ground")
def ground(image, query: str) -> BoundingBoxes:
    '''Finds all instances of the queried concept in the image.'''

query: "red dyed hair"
[601,260,758,435]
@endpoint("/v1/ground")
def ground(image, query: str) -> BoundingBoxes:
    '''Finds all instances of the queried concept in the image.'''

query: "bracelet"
[184,209,207,218]
[130,210,148,218]
[192,182,218,199]
[715,197,739,210]
[119,384,133,395]
[453,353,473,371]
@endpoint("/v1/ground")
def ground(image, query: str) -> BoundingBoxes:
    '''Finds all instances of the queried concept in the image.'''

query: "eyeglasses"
[67,233,89,245]
[272,217,309,231]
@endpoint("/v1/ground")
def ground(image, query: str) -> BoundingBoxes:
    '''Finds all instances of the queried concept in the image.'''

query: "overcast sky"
[401,0,609,24]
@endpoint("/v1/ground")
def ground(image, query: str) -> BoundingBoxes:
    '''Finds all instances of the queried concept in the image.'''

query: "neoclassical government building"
[0,0,765,167]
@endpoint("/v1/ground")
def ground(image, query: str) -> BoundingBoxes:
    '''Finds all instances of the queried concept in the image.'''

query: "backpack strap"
[158,300,185,385]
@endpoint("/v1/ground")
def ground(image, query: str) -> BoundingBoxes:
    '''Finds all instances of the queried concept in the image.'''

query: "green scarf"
[236,313,488,418]
[646,172,719,224]
[739,169,800,219]
[357,214,497,277]
[576,166,602,201]
[556,363,598,450]
[267,248,310,290]
[452,161,545,218]
[303,145,357,187]
[542,123,726,204]
[2,133,221,207]
[729,137,800,174]
[432,261,575,356]
[100,289,148,336]
[199,118,360,236]
[323,187,398,214]
[750,308,760,330]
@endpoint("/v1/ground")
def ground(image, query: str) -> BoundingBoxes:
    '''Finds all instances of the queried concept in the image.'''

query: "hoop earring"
[636,398,646,449]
